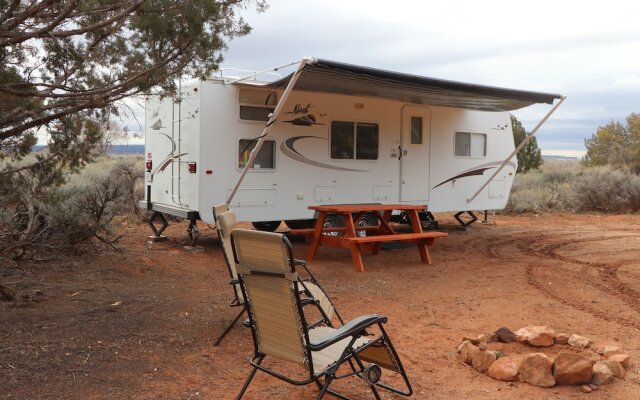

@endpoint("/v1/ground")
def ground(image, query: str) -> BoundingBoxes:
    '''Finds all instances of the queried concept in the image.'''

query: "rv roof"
[246,59,562,112]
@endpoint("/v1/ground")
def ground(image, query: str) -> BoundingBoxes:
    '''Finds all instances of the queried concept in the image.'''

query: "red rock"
[581,385,592,393]
[519,353,555,387]
[514,326,555,347]
[603,345,624,358]
[568,334,592,349]
[478,332,497,343]
[553,352,595,385]
[459,340,480,365]
[591,362,614,385]
[471,349,498,373]
[602,359,625,378]
[487,356,520,382]
[462,336,480,345]
[607,353,630,369]
[555,332,570,345]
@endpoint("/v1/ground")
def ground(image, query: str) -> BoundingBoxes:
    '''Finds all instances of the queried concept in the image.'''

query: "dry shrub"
[507,171,551,213]
[0,157,144,261]
[572,167,640,212]
[507,162,640,213]
[111,158,145,219]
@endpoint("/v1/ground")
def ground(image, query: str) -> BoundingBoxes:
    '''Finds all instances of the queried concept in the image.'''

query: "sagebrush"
[506,161,640,213]
[0,156,144,261]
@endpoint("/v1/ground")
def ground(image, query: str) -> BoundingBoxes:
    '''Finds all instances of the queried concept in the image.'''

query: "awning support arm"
[226,58,311,204]
[223,60,303,85]
[466,96,566,203]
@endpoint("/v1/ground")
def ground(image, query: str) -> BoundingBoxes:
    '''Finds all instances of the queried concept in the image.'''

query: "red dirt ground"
[1,213,640,399]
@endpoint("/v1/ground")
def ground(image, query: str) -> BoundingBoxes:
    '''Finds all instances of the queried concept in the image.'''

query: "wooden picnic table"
[302,204,448,272]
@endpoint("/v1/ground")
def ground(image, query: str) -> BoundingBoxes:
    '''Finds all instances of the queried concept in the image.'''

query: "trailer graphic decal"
[432,161,516,189]
[281,136,369,172]
[151,130,189,175]
[153,153,189,175]
[283,103,326,126]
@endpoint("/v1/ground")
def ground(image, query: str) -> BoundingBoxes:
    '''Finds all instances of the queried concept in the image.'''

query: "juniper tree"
[0,0,265,170]
[510,114,543,174]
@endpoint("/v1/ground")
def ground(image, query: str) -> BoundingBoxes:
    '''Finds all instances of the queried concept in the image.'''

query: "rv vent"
[314,186,336,202]
[373,185,391,201]
[489,179,505,199]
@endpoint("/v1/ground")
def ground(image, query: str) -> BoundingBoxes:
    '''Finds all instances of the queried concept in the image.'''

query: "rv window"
[331,121,354,159]
[455,132,471,156]
[239,105,274,121]
[331,121,379,160]
[239,88,278,122]
[411,117,423,144]
[470,133,487,157]
[455,132,486,157]
[238,139,276,169]
[356,123,379,160]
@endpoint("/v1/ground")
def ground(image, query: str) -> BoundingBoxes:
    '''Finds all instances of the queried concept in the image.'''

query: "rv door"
[400,106,431,202]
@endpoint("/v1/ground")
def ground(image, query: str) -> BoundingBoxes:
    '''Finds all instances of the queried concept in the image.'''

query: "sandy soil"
[1,213,640,399]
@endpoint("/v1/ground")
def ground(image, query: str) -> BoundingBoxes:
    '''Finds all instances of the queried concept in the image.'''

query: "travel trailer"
[141,58,563,242]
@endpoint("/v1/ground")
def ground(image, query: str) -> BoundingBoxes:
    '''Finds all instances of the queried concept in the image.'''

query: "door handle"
[398,146,402,160]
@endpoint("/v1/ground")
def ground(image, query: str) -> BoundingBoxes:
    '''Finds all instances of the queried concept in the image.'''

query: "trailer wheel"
[355,214,377,237]
[252,221,281,232]
[322,214,343,236]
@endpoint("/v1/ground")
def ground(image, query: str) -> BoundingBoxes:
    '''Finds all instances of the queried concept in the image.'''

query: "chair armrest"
[300,298,316,307]
[293,259,306,266]
[308,314,387,351]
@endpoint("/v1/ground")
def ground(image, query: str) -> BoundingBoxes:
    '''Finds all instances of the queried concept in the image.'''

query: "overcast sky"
[219,0,640,157]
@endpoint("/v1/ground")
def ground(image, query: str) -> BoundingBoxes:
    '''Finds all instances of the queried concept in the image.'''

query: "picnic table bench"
[293,204,448,272]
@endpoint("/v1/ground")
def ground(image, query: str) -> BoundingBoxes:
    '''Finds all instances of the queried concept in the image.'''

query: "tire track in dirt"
[524,263,640,330]
[522,235,640,312]
[460,228,640,330]
[518,233,640,330]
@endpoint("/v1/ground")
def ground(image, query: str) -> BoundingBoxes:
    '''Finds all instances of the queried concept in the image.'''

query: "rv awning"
[263,59,562,112]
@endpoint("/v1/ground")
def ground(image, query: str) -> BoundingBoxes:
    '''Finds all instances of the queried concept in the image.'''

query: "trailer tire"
[252,221,281,232]
[355,213,377,237]
[322,214,343,237]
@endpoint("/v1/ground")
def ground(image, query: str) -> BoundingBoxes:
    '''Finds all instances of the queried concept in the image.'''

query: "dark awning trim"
[262,58,563,112]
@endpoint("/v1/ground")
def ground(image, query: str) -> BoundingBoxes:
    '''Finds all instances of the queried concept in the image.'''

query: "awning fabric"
[261,59,562,112]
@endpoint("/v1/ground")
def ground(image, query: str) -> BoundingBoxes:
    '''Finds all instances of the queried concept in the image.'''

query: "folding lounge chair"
[231,228,412,400]
[212,204,246,346]
[212,204,343,346]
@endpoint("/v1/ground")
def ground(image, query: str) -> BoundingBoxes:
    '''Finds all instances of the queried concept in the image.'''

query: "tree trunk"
[0,284,16,302]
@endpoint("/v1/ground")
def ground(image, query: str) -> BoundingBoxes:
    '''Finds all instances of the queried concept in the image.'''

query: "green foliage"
[0,0,265,166]
[511,114,542,173]
[583,113,640,172]
[506,162,640,213]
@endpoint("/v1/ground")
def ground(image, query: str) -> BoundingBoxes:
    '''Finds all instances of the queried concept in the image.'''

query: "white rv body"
[145,81,515,224]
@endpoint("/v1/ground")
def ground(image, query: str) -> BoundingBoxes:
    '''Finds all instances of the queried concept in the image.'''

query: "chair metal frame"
[212,204,246,346]
[212,204,345,346]
[231,229,413,400]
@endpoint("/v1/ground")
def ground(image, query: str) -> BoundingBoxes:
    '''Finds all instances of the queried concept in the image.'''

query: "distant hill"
[33,144,144,155]
[542,155,580,161]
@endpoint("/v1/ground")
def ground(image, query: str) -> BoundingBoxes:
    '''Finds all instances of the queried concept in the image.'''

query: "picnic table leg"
[371,210,393,255]
[408,210,431,265]
[343,212,366,272]
[349,243,365,272]
[306,212,326,261]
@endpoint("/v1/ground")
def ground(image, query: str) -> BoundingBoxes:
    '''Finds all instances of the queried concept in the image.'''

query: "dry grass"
[507,161,640,213]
